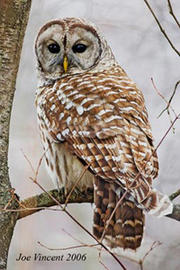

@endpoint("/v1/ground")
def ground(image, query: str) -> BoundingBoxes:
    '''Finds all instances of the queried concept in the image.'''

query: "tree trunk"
[0,1,31,269]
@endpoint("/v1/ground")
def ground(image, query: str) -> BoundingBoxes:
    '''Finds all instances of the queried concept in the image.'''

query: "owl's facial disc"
[35,23,65,79]
[35,22,102,80]
[64,26,102,73]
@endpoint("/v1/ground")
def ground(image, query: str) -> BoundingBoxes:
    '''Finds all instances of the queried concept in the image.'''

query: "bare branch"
[62,228,101,250]
[154,114,180,151]
[100,187,128,243]
[168,80,180,109]
[139,241,162,270]
[1,187,179,223]
[158,80,180,118]
[38,240,99,251]
[143,0,180,56]
[99,248,111,270]
[64,164,90,207]
[18,188,93,219]
[167,0,180,28]
[151,78,178,119]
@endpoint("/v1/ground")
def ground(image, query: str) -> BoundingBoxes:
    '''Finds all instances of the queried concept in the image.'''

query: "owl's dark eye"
[48,43,60,54]
[72,43,87,53]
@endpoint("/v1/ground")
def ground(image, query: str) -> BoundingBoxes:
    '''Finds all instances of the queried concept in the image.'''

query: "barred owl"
[35,18,172,250]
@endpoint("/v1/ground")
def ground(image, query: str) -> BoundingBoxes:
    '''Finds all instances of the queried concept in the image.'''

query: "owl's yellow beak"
[63,55,68,73]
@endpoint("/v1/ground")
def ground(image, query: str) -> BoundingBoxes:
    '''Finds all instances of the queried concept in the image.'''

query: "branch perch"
[18,189,93,219]
[4,188,178,221]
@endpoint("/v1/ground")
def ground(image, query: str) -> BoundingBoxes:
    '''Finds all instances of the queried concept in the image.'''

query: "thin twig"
[100,189,127,243]
[143,0,180,56]
[22,142,52,184]
[167,0,180,28]
[151,77,177,133]
[168,80,180,107]
[151,78,177,118]
[34,143,53,182]
[61,228,99,249]
[1,206,61,214]
[158,80,180,118]
[99,248,110,270]
[99,260,110,270]
[21,149,36,175]
[154,114,180,154]
[38,241,99,251]
[139,241,161,269]
[64,164,90,207]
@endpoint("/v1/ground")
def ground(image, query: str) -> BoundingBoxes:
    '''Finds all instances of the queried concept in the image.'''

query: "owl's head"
[35,18,115,83]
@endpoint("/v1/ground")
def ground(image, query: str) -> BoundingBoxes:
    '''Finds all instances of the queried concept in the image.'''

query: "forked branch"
[143,0,180,56]
[167,0,180,28]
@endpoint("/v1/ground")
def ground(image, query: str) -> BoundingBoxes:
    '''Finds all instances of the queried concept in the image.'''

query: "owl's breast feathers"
[36,66,160,209]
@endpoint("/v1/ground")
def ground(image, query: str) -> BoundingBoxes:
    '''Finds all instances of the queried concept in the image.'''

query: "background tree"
[0,1,31,268]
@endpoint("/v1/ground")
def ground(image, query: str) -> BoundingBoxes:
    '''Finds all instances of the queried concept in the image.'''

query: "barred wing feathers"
[36,68,172,250]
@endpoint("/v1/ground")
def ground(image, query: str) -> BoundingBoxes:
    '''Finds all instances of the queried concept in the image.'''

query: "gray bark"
[0,1,31,269]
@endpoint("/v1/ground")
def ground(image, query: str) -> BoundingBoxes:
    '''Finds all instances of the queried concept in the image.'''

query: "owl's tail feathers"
[93,178,145,250]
